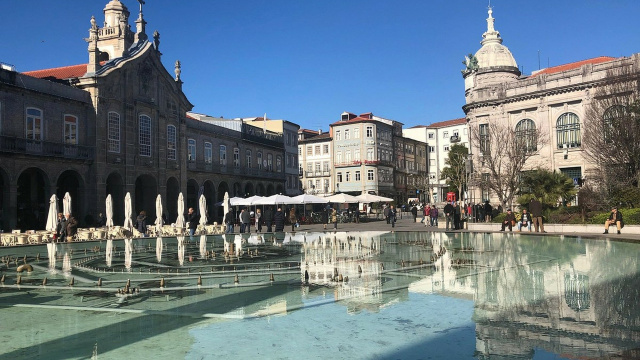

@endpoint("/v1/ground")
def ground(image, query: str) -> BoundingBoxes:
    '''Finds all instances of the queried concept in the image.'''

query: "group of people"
[54,212,78,242]
[224,206,300,234]
[498,198,545,232]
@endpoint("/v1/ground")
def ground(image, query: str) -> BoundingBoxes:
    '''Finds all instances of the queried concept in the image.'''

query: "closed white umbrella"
[123,192,133,231]
[63,192,72,215]
[46,194,58,232]
[155,194,163,232]
[176,192,185,228]
[223,192,230,219]
[199,194,208,226]
[105,194,114,228]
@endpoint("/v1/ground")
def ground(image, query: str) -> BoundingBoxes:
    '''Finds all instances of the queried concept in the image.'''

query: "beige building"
[298,129,333,196]
[463,7,640,204]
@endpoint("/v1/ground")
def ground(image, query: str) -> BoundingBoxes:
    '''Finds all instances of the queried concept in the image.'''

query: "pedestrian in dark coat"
[390,206,397,228]
[274,207,285,232]
[500,209,516,231]
[224,209,235,233]
[529,198,545,232]
[56,213,66,242]
[444,202,454,231]
[264,207,274,232]
[484,201,493,222]
[65,213,78,241]
[289,208,297,231]
[322,206,329,230]
[240,208,251,233]
[411,205,418,223]
[135,211,147,236]
[453,202,462,230]
[384,205,391,224]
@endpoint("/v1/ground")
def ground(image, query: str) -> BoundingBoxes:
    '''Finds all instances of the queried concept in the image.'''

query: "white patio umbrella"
[228,197,247,206]
[155,194,164,233]
[356,193,393,203]
[105,194,114,228]
[253,194,296,205]
[176,192,185,228]
[223,192,230,219]
[63,192,72,215]
[325,193,359,203]
[292,194,328,204]
[123,192,133,231]
[199,194,208,226]
[233,195,263,206]
[45,194,58,232]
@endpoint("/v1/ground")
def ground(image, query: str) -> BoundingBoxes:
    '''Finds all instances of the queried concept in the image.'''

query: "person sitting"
[500,209,516,232]
[604,207,623,234]
[518,209,532,232]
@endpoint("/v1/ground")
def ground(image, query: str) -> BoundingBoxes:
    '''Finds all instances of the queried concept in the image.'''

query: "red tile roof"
[530,56,616,77]
[427,118,466,128]
[23,63,89,80]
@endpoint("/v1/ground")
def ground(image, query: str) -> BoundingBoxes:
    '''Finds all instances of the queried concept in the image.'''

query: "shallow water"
[0,231,639,359]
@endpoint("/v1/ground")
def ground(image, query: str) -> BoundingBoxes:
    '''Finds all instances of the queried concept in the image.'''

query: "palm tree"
[518,169,577,208]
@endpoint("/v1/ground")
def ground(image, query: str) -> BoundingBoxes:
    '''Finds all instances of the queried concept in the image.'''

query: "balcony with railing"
[450,135,460,143]
[188,160,285,180]
[304,170,331,178]
[0,136,94,161]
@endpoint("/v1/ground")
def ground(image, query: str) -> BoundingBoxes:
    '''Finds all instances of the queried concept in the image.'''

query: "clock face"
[263,160,267,167]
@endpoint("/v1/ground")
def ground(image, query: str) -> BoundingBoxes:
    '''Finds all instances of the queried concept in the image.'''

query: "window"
[443,131,449,139]
[323,179,329,193]
[267,154,273,171]
[246,150,252,168]
[444,145,450,151]
[308,180,313,190]
[345,150,351,163]
[307,146,312,156]
[367,170,374,181]
[233,148,240,168]
[428,132,434,139]
[204,142,212,163]
[107,113,121,153]
[219,145,227,165]
[315,145,320,155]
[336,151,342,164]
[276,156,282,172]
[355,171,361,181]
[354,128,360,138]
[166,125,176,160]
[556,112,581,149]
[429,159,435,166]
[346,172,351,182]
[26,108,43,140]
[366,126,373,137]
[315,162,321,173]
[354,149,360,160]
[64,115,77,145]
[188,139,196,161]
[335,130,341,141]
[366,148,374,161]
[560,167,582,181]
[515,119,537,153]
[428,146,435,152]
[337,172,342,182]
[323,144,329,154]
[298,146,302,156]
[139,114,151,157]
[479,124,490,155]
[307,162,313,172]
[257,152,263,169]
[323,161,329,172]
[344,129,350,139]
[603,105,626,143]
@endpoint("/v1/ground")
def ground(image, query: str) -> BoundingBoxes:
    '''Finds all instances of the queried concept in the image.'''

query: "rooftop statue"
[462,53,479,74]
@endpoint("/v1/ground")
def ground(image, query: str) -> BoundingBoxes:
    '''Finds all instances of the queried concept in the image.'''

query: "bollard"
[16,275,22,285]
[197,275,202,286]
[42,277,47,286]
[69,277,75,286]
[234,274,239,284]
[270,273,274,282]
[97,278,102,286]
[126,279,131,288]
[358,265,362,273]
[160,277,165,287]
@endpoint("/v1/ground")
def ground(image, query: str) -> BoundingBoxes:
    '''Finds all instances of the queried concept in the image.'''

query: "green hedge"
[490,207,640,225]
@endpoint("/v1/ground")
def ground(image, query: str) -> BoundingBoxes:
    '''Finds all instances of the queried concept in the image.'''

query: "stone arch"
[166,177,180,224]
[256,183,265,196]
[187,179,199,213]
[56,169,86,224]
[244,182,254,197]
[266,184,274,196]
[17,167,51,231]
[276,184,284,194]
[134,174,157,221]
[106,172,125,226]
[0,166,10,231]
[203,180,216,224]
[233,182,241,197]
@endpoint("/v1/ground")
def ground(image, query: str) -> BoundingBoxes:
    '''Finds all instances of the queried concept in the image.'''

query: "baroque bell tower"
[95,0,134,61]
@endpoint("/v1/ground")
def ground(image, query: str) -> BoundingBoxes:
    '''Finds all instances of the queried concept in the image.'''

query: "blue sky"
[2,0,640,131]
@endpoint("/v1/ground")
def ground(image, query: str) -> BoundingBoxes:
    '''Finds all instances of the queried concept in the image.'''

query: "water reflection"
[177,236,185,266]
[155,237,162,263]
[124,238,132,270]
[105,239,113,267]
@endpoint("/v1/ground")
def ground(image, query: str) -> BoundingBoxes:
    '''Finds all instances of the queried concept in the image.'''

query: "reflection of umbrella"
[223,192,230,220]
[105,239,113,267]
[199,194,208,226]
[325,193,359,203]
[155,237,163,263]
[177,236,185,266]
[199,234,207,258]
[63,192,72,215]
[176,193,185,228]
[155,194,163,232]
[105,194,114,228]
[124,238,133,270]
[123,192,133,231]
[46,194,58,232]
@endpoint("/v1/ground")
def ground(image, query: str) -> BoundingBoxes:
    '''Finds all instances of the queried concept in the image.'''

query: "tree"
[470,119,548,210]
[583,66,640,195]
[517,169,577,208]
[440,144,468,203]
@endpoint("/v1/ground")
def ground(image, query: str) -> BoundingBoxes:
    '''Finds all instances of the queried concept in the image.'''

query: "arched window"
[257,151,263,169]
[187,139,196,162]
[556,112,581,149]
[603,105,627,143]
[167,125,176,160]
[26,108,43,140]
[108,112,121,153]
[246,149,252,168]
[515,119,537,153]
[219,145,227,165]
[139,114,151,156]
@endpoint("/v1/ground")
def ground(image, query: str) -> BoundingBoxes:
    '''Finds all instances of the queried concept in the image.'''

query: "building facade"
[298,129,333,196]
[462,7,640,205]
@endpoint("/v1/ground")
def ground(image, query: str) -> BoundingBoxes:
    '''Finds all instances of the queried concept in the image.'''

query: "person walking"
[453,202,461,230]
[187,207,200,240]
[96,212,106,227]
[484,201,493,222]
[264,207,274,232]
[289,207,297,231]
[331,208,338,230]
[255,208,262,233]
[500,209,516,232]
[65,212,78,242]
[529,198,545,232]
[135,210,148,237]
[444,202,454,231]
[274,207,285,232]
[224,208,235,233]
[390,205,397,228]
[322,205,329,230]
[411,205,418,223]
[239,209,247,233]
[383,204,391,224]
[242,208,251,233]
[430,206,438,227]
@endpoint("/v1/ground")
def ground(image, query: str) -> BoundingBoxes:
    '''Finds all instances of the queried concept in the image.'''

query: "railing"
[450,135,460,143]
[305,171,330,178]
[0,136,94,161]
[189,160,285,180]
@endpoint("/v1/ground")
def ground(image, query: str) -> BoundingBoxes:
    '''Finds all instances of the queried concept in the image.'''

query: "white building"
[403,118,469,203]
[298,129,333,196]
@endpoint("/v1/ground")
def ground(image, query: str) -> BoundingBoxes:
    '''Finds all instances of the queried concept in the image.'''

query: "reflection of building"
[0,1,295,231]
